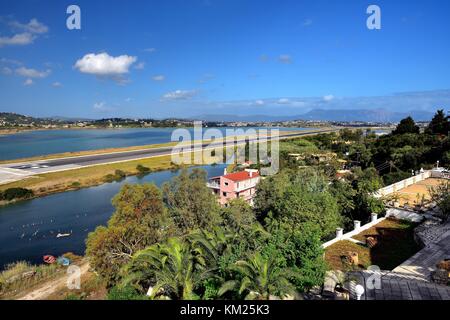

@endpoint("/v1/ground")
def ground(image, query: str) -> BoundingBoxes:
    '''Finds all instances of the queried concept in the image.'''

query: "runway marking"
[0,167,33,176]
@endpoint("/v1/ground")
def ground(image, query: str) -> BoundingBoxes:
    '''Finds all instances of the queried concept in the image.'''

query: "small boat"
[43,255,56,264]
[56,232,71,238]
[57,257,71,266]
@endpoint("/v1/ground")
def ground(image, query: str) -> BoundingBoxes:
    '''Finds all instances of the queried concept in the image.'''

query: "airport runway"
[0,129,338,184]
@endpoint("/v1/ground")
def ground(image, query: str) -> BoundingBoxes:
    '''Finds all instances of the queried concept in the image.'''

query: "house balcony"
[207,181,221,189]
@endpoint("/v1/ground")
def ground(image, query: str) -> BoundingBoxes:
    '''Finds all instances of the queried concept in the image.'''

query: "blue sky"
[0,0,449,119]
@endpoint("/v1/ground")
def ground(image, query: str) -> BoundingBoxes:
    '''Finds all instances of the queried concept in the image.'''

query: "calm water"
[0,165,226,269]
[0,127,306,160]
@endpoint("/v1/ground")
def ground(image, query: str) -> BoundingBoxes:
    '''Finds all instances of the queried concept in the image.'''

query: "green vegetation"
[83,111,449,300]
[430,180,450,220]
[136,164,151,175]
[104,169,127,183]
[0,187,33,202]
[86,167,328,299]
[0,261,62,299]
[393,116,420,135]
[325,218,420,271]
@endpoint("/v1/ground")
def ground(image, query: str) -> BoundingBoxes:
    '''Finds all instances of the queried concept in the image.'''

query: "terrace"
[322,170,450,300]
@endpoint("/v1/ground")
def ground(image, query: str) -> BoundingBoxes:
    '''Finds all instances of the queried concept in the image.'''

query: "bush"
[104,170,127,183]
[107,285,147,300]
[115,170,126,178]
[136,164,151,174]
[0,261,61,297]
[70,182,81,188]
[0,188,34,201]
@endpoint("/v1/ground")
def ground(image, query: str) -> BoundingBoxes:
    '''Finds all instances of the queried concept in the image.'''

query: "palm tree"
[218,253,294,300]
[131,237,204,300]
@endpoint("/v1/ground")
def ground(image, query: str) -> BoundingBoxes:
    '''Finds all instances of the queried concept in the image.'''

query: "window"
[224,182,229,186]
[222,192,227,197]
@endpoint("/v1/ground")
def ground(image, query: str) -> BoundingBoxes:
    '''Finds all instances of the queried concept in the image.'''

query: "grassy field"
[0,260,67,299]
[325,218,420,271]
[0,155,173,196]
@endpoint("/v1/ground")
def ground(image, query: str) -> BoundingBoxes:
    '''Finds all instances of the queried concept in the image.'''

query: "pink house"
[207,169,260,206]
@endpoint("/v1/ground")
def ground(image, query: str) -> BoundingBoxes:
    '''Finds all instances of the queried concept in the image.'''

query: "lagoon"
[0,164,226,269]
[0,127,307,161]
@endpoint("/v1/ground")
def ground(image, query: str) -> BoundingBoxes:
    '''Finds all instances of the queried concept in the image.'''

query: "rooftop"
[222,170,260,182]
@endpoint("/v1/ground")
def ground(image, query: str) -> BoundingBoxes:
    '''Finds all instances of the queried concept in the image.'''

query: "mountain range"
[192,109,436,123]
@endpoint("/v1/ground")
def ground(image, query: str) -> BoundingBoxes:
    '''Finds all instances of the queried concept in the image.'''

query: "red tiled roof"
[223,171,259,182]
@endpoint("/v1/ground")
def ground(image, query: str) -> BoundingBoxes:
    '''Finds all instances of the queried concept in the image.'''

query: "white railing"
[206,181,220,189]
[322,213,385,248]
[374,169,449,198]
[373,171,432,198]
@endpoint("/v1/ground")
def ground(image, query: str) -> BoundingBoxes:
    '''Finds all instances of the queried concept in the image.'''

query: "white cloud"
[52,82,62,87]
[0,33,35,47]
[0,58,23,66]
[152,75,165,81]
[134,62,145,70]
[143,48,156,53]
[278,98,290,104]
[10,18,49,34]
[74,53,137,78]
[15,66,51,78]
[23,78,33,86]
[254,100,265,106]
[323,94,335,102]
[1,66,12,75]
[162,90,197,101]
[93,101,114,112]
[278,54,293,64]
[0,18,49,47]
[198,73,215,84]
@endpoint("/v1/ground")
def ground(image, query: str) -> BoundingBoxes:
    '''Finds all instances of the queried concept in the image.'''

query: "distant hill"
[191,114,303,122]
[301,109,435,122]
[48,116,93,122]
[193,109,435,123]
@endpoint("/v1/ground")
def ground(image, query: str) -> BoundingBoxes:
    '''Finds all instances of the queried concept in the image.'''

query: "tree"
[430,181,450,220]
[162,169,221,234]
[255,168,343,239]
[86,183,172,285]
[348,143,373,169]
[0,188,33,201]
[426,109,449,135]
[220,198,256,233]
[128,237,207,300]
[218,253,294,300]
[393,116,420,135]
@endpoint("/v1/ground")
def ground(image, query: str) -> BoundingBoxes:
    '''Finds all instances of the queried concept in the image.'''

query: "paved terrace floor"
[395,178,444,206]
[350,220,450,300]
[349,270,450,300]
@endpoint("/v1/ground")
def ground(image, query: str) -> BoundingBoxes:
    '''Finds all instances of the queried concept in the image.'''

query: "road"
[17,262,90,300]
[0,129,338,184]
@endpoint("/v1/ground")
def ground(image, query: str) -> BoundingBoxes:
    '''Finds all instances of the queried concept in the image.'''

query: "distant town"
[1,112,431,133]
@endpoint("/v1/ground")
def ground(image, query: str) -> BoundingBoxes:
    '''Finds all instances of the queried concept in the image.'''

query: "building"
[207,169,260,206]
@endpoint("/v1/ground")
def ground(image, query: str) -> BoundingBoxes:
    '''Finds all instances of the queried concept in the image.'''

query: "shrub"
[104,170,127,183]
[136,164,151,174]
[107,285,147,300]
[70,182,81,188]
[114,169,126,178]
[0,188,34,201]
